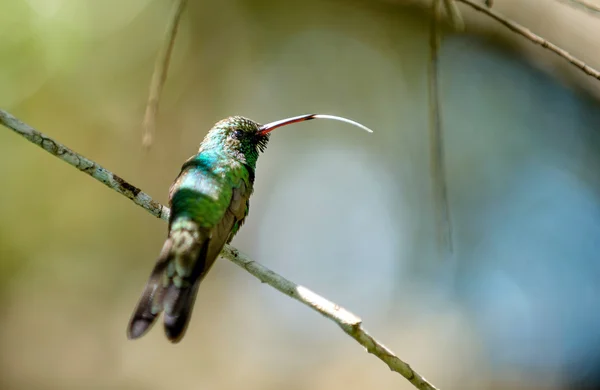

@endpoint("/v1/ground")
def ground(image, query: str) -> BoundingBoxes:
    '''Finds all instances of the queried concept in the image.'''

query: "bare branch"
[222,246,440,390]
[441,0,464,30]
[456,0,600,81]
[429,1,454,256]
[142,0,188,149]
[0,108,440,390]
[0,109,170,221]
[559,0,600,14]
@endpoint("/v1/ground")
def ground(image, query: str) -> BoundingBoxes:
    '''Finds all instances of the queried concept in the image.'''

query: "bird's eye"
[233,130,244,139]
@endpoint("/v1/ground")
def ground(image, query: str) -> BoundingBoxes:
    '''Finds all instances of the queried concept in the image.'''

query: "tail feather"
[127,222,212,343]
[161,234,209,342]
[127,267,164,339]
[163,281,202,342]
[126,239,172,340]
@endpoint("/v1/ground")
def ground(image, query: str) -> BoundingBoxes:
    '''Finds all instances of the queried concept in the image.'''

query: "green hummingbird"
[127,113,372,343]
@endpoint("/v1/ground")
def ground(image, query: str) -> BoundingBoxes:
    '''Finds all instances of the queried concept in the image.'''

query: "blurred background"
[2,0,600,389]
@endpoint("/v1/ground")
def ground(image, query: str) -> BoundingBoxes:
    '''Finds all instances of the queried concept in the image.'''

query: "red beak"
[257,114,373,136]
[257,114,317,136]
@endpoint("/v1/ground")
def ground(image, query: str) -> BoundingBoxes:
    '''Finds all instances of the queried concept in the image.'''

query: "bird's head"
[200,114,373,167]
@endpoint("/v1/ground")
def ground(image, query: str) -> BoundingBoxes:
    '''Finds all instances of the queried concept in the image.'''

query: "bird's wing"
[160,170,252,342]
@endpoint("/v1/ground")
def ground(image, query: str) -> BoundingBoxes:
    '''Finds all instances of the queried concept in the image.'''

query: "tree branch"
[441,0,464,30]
[142,0,188,149]
[0,108,440,390]
[455,0,600,82]
[0,110,170,220]
[429,0,454,256]
[560,0,600,14]
[223,245,439,390]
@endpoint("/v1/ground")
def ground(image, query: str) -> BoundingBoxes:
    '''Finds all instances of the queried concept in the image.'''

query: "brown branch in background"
[425,0,600,254]
[0,107,441,390]
[455,0,600,81]
[561,0,600,14]
[142,0,188,149]
[429,0,454,256]
[442,0,464,30]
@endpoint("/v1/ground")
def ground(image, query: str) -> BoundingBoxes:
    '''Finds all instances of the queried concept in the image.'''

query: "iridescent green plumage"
[127,113,372,343]
[127,116,268,343]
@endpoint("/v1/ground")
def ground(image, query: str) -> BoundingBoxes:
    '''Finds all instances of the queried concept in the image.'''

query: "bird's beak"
[257,114,373,137]
[257,114,317,136]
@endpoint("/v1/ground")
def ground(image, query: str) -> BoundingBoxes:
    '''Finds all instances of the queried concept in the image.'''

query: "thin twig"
[0,110,170,220]
[142,0,188,149]
[442,0,464,30]
[429,0,454,256]
[455,0,600,81]
[222,246,439,390]
[0,108,440,390]
[560,0,600,14]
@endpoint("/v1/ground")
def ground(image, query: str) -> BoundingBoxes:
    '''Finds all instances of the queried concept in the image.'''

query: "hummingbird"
[127,113,372,343]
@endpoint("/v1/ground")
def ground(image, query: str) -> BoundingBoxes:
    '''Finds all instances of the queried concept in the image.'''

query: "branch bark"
[560,0,600,14]
[142,0,188,149]
[0,108,440,390]
[455,0,600,81]
[429,0,454,256]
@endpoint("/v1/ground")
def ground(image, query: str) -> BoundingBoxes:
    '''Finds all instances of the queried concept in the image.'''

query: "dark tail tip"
[162,283,199,343]
[164,313,189,343]
[127,313,157,340]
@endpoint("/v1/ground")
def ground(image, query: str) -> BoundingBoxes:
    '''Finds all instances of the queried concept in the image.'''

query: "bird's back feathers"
[127,159,252,343]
